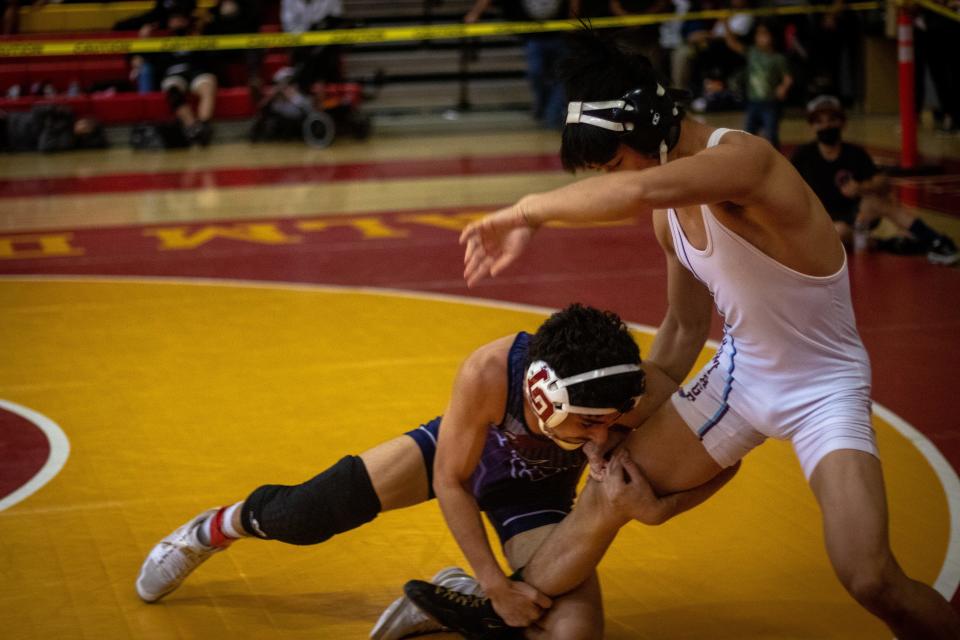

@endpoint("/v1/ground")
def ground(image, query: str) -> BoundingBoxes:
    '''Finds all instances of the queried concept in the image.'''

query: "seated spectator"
[113,0,197,35]
[0,105,107,153]
[249,66,312,142]
[791,95,958,265]
[129,54,158,95]
[281,0,343,95]
[203,0,261,35]
[201,0,265,100]
[124,0,199,94]
[149,8,218,146]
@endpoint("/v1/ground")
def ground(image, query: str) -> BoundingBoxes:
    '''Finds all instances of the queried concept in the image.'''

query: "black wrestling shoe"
[403,580,523,640]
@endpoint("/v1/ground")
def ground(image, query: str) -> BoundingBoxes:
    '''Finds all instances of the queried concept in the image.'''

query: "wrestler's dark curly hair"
[528,303,644,410]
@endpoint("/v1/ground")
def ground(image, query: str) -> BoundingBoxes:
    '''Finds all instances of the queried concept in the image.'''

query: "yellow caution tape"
[0,2,882,58]
[909,0,960,22]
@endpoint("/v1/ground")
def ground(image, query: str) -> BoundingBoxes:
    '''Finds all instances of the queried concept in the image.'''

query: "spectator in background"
[281,0,343,95]
[202,0,265,100]
[465,0,572,129]
[605,0,672,76]
[791,96,958,265]
[724,19,792,149]
[249,66,312,142]
[916,3,960,134]
[674,0,715,95]
[802,0,858,103]
[656,0,692,93]
[688,0,752,112]
[1,0,18,35]
[147,6,218,146]
[0,105,107,153]
[113,0,197,35]
[2,0,47,36]
[123,0,199,94]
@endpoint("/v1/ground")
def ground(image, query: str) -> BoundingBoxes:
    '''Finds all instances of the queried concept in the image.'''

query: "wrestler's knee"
[240,455,381,545]
[835,551,904,615]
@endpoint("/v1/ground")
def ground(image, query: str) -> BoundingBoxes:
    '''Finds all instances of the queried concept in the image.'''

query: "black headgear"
[565,83,685,163]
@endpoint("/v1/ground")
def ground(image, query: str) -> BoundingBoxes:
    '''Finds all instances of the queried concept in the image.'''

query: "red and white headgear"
[524,360,643,450]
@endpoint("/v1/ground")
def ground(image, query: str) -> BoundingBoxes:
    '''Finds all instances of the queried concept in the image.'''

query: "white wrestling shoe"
[136,508,225,603]
[370,566,482,640]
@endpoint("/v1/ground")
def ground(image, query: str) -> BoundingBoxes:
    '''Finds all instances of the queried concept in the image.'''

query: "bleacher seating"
[0,87,254,122]
[1,0,532,127]
[16,1,217,34]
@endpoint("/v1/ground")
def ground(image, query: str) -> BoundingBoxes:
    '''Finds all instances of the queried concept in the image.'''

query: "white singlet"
[668,128,878,479]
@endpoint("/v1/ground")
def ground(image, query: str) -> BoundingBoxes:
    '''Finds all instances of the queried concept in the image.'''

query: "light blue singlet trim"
[697,333,738,438]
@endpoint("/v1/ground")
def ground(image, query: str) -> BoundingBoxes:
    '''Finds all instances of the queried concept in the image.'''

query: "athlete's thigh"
[808,449,891,580]
[504,525,604,640]
[359,435,429,511]
[624,399,724,495]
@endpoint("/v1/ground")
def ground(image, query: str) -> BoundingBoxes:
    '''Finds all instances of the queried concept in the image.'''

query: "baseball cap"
[806,95,844,121]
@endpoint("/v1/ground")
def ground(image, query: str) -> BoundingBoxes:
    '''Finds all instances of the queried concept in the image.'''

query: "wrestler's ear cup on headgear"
[526,361,567,431]
[618,85,681,161]
[566,84,686,163]
[525,360,644,434]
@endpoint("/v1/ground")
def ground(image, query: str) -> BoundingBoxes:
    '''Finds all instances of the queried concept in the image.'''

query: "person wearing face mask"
[791,95,958,265]
[134,303,735,640]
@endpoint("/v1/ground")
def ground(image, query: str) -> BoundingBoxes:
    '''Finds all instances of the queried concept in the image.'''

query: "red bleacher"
[0,87,256,122]
[0,30,289,123]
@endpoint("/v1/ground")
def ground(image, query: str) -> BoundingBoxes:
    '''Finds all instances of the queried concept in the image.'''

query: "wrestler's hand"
[597,449,672,526]
[485,577,552,628]
[459,201,538,287]
[600,452,742,526]
[583,434,627,481]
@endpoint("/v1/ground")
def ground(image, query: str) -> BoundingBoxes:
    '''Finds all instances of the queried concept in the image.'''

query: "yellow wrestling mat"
[0,278,953,639]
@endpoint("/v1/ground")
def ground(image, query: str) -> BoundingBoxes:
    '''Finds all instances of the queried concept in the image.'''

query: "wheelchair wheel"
[303,110,336,149]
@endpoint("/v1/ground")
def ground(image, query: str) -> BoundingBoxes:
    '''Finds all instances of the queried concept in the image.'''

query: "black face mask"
[816,126,842,146]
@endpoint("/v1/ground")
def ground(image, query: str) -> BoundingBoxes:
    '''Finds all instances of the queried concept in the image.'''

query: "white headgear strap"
[566,84,676,165]
[525,360,642,450]
[565,100,636,132]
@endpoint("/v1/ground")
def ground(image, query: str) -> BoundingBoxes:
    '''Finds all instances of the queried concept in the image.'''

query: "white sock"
[220,502,246,539]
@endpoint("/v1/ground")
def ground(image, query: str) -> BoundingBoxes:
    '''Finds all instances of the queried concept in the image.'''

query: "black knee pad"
[240,455,381,545]
[165,86,186,110]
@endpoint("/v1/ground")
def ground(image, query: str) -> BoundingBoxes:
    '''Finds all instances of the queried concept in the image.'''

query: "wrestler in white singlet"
[668,128,876,479]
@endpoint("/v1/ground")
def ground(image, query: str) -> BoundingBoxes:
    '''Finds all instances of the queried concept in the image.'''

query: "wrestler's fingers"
[604,449,626,485]
[459,221,481,245]
[465,256,494,287]
[464,246,486,274]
